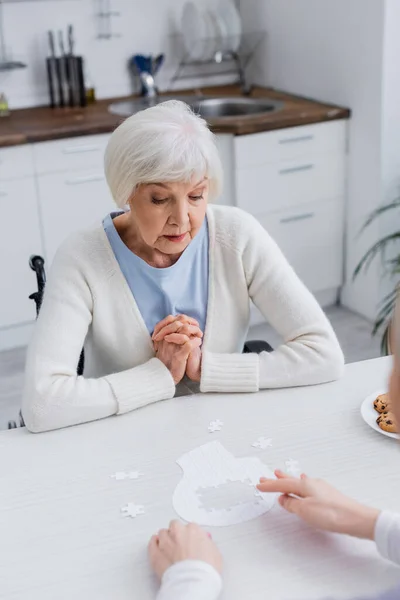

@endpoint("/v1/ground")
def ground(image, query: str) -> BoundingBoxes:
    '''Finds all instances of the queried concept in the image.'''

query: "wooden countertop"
[0,85,350,148]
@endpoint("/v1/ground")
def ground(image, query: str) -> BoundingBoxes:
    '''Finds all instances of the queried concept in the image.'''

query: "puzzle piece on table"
[208,419,223,433]
[251,437,273,450]
[285,458,301,476]
[111,471,142,481]
[121,503,145,518]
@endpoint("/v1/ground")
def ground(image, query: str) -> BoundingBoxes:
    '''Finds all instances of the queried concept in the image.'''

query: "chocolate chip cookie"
[374,393,390,414]
[377,411,398,433]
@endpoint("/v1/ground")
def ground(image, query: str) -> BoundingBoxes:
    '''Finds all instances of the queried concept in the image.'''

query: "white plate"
[181,2,208,61]
[210,8,229,53]
[203,10,218,60]
[360,390,399,439]
[217,0,242,52]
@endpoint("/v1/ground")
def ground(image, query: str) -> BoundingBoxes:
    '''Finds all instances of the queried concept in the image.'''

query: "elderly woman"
[149,303,400,600]
[22,100,343,433]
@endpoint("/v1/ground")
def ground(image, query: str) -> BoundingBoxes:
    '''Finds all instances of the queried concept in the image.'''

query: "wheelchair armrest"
[243,340,273,354]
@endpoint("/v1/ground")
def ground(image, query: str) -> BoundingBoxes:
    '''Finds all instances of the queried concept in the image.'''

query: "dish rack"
[170,30,265,92]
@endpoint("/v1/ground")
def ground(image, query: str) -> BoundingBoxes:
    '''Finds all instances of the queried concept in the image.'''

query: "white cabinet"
[0,144,35,180]
[0,177,43,329]
[37,170,114,262]
[33,134,111,175]
[235,155,345,215]
[259,199,344,293]
[234,120,347,301]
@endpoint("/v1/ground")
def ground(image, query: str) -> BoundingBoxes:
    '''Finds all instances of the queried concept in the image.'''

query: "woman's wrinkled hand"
[257,470,380,540]
[155,335,201,385]
[152,314,203,383]
[152,314,203,344]
[148,520,222,580]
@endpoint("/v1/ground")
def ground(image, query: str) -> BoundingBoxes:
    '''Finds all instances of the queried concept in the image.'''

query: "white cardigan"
[22,205,344,432]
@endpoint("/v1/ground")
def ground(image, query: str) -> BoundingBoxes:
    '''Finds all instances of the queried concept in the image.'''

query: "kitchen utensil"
[152,54,164,75]
[66,24,78,107]
[46,30,58,108]
[217,0,242,52]
[57,30,69,107]
[75,56,87,107]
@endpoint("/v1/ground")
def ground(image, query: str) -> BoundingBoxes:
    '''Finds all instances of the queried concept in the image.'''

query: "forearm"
[258,322,344,389]
[156,561,222,600]
[23,355,175,433]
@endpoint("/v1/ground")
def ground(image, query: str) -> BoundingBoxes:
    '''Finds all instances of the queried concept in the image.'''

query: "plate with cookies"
[361,391,399,439]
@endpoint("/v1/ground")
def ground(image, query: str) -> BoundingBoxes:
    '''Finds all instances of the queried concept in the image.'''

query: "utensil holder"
[46,55,87,109]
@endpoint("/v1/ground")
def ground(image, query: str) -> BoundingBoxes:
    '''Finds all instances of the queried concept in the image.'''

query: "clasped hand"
[152,314,203,385]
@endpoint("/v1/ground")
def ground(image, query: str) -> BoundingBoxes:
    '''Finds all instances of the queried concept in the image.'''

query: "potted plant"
[354,198,400,354]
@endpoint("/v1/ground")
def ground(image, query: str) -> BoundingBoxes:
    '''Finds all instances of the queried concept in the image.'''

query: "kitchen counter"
[0,85,350,148]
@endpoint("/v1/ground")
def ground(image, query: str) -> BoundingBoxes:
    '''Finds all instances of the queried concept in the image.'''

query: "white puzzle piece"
[251,437,273,450]
[172,441,277,526]
[285,458,301,476]
[208,419,223,433]
[121,503,145,518]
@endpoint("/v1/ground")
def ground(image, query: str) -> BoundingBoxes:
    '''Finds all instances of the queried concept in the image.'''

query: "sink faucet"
[139,71,158,99]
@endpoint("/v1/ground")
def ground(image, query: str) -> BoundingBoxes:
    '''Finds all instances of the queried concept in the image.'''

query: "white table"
[1,357,400,600]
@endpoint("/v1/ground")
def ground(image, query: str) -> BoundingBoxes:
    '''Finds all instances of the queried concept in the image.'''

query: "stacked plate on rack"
[181,0,242,61]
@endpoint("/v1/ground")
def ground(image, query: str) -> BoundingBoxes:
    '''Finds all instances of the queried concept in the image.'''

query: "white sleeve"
[200,212,344,393]
[247,216,345,389]
[22,242,175,433]
[375,511,400,565]
[156,561,222,600]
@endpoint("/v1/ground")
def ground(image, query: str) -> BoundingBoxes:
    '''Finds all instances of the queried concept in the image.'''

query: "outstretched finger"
[256,477,304,497]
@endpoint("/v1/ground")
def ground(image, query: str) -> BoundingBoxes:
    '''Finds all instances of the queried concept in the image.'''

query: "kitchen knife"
[46,30,58,108]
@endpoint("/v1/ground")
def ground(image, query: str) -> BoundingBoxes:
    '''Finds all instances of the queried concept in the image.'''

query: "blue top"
[103,212,209,335]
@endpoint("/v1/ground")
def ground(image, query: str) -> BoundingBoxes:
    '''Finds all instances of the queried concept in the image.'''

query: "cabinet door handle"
[65,174,104,185]
[279,135,314,144]
[279,164,314,175]
[62,145,101,154]
[280,212,315,224]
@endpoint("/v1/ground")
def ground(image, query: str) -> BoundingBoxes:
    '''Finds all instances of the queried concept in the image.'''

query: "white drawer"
[0,144,35,180]
[37,169,115,262]
[259,199,344,293]
[235,121,347,169]
[235,154,345,215]
[33,134,111,175]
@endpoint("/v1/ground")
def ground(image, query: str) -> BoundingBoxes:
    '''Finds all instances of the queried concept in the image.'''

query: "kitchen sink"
[189,97,283,118]
[108,96,283,119]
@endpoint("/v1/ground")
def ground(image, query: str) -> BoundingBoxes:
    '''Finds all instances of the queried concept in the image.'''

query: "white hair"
[104,100,223,208]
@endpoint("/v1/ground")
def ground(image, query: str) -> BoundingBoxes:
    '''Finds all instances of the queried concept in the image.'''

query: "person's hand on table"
[257,469,380,540]
[152,315,203,383]
[148,520,222,580]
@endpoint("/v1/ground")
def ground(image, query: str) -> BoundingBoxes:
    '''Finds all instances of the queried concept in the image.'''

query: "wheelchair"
[7,256,272,429]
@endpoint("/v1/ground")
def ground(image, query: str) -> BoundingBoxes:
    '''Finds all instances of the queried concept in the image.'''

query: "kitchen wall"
[1,0,225,108]
[240,0,387,321]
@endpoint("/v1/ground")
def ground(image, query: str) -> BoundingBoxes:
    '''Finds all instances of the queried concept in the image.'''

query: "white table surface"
[1,357,400,600]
